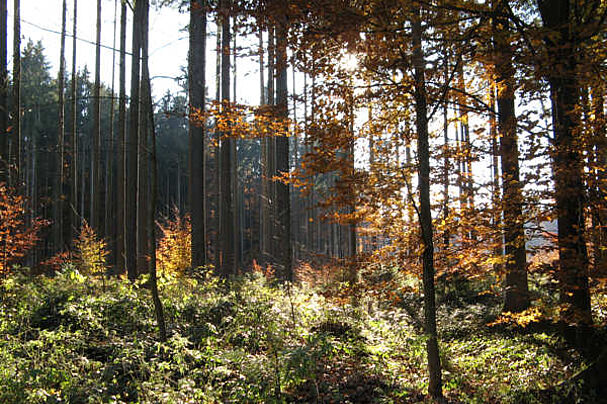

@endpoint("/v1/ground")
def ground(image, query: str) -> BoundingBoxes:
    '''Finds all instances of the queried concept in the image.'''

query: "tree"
[411,5,442,398]
[219,0,234,277]
[116,0,126,273]
[92,0,102,233]
[537,0,596,332]
[275,7,291,281]
[189,0,207,270]
[127,0,143,280]
[68,0,78,245]
[0,183,46,275]
[0,0,7,182]
[11,0,21,184]
[141,0,166,342]
[53,0,67,252]
[493,0,529,313]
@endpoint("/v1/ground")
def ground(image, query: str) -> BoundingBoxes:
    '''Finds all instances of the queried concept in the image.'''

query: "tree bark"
[275,10,292,281]
[92,0,102,233]
[189,0,207,269]
[10,0,20,185]
[106,0,118,267]
[116,0,126,273]
[138,0,149,275]
[53,0,67,252]
[219,0,234,277]
[127,0,142,280]
[141,0,166,342]
[69,0,78,243]
[0,0,7,182]
[411,8,443,399]
[538,0,592,330]
[493,7,529,313]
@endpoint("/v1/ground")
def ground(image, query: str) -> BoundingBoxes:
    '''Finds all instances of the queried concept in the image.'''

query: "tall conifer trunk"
[106,0,118,266]
[189,0,207,269]
[141,0,166,342]
[127,0,143,280]
[92,0,102,232]
[54,0,67,252]
[0,0,7,182]
[116,0,126,273]
[11,0,20,185]
[138,0,150,275]
[219,0,234,276]
[69,0,78,241]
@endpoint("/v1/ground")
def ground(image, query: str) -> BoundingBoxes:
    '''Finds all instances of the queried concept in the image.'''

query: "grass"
[0,266,604,403]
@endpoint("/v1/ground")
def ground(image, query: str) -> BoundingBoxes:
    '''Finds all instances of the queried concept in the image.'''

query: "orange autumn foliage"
[0,183,48,275]
[156,211,191,276]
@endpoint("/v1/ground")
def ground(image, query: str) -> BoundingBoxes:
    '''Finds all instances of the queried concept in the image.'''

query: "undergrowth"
[0,267,604,403]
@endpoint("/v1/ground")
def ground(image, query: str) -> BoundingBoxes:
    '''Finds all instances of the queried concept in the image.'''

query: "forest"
[0,0,606,402]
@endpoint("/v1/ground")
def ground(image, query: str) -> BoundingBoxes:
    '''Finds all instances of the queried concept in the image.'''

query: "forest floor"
[1,266,606,403]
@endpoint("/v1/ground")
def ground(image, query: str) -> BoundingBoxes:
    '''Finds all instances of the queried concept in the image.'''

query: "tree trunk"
[411,7,443,399]
[538,0,592,330]
[590,85,606,273]
[219,0,234,277]
[494,9,529,313]
[141,0,166,342]
[231,26,240,269]
[92,0,102,233]
[0,0,7,182]
[69,0,78,243]
[213,18,221,273]
[127,0,142,280]
[189,0,207,269]
[10,0,20,185]
[489,80,503,271]
[275,10,292,281]
[106,0,118,267]
[138,0,149,275]
[53,0,67,252]
[116,0,126,273]
[264,26,276,265]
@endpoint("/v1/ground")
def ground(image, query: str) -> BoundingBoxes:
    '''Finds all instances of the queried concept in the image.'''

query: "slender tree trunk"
[53,0,67,252]
[10,0,20,185]
[411,7,443,399]
[442,50,450,251]
[538,0,592,331]
[141,0,166,342]
[92,0,102,233]
[213,19,221,273]
[116,0,126,273]
[590,84,606,273]
[494,10,529,313]
[262,26,276,265]
[231,26,240,269]
[106,0,118,266]
[138,0,150,275]
[258,27,265,259]
[219,0,234,277]
[0,0,7,182]
[189,0,207,269]
[489,80,503,270]
[69,0,78,241]
[275,11,291,281]
[127,0,142,280]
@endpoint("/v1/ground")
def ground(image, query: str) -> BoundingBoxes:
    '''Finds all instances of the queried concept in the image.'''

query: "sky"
[7,0,263,103]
